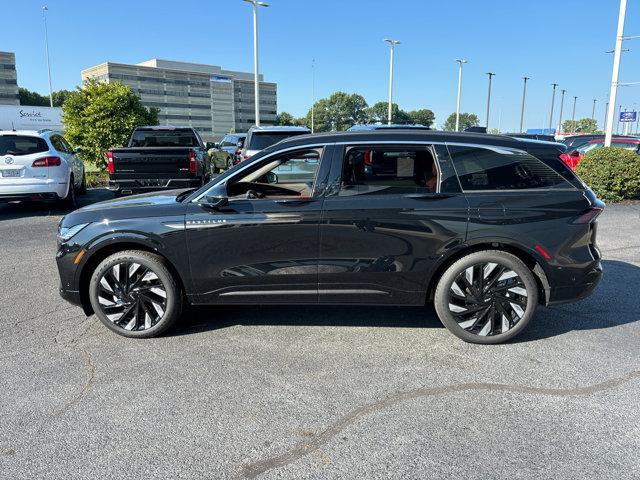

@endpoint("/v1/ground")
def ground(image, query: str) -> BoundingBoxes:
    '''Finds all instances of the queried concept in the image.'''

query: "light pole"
[243,0,269,127]
[384,39,400,125]
[485,72,495,129]
[311,58,315,133]
[592,99,597,122]
[571,96,578,132]
[520,76,529,133]
[605,0,627,146]
[558,89,566,133]
[42,5,53,107]
[617,104,622,133]
[548,83,558,131]
[455,59,467,131]
[604,101,610,130]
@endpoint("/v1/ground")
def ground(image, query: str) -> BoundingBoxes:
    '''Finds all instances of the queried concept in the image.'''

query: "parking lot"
[0,191,639,479]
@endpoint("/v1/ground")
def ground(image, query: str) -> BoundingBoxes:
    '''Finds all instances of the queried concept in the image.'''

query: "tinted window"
[130,129,199,147]
[220,135,240,147]
[449,145,572,190]
[50,135,68,153]
[248,131,308,150]
[0,135,48,156]
[340,146,438,196]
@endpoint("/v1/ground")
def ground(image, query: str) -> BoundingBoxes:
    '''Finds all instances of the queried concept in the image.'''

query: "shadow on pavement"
[172,259,640,341]
[0,188,113,221]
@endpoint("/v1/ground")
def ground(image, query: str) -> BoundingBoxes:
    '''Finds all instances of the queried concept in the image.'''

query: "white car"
[0,129,85,205]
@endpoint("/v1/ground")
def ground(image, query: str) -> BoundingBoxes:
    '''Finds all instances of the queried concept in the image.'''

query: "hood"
[62,189,191,227]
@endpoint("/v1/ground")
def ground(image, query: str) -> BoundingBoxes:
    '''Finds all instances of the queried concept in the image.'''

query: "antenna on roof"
[11,121,16,131]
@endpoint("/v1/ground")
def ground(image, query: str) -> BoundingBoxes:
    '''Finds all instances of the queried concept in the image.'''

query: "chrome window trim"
[193,139,572,202]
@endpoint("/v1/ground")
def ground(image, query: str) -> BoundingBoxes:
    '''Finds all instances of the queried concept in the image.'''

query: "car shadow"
[171,259,640,342]
[0,188,113,221]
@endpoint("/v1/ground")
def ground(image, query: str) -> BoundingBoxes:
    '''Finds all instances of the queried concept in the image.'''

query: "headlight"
[58,223,90,241]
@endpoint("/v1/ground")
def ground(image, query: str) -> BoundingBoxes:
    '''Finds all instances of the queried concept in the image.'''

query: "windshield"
[248,131,307,150]
[130,129,199,147]
[0,135,49,156]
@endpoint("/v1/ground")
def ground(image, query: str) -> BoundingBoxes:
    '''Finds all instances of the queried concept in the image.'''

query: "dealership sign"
[620,111,637,122]
[0,105,63,131]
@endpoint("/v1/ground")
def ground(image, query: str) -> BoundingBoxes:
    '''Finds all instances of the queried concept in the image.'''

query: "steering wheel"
[246,189,265,199]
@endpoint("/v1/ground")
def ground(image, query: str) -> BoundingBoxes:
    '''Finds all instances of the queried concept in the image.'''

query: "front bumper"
[108,178,201,193]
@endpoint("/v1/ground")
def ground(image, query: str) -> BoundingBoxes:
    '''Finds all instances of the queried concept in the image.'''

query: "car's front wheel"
[88,250,183,338]
[434,250,538,344]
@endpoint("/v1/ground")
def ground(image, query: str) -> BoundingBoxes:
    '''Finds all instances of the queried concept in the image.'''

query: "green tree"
[407,108,435,127]
[443,112,480,131]
[62,80,159,170]
[276,112,296,126]
[19,87,76,107]
[303,91,368,131]
[563,118,598,134]
[365,101,412,124]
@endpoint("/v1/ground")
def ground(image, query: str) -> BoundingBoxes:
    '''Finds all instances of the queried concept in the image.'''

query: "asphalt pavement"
[0,190,639,479]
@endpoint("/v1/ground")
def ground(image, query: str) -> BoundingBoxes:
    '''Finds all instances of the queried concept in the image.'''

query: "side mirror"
[74,147,85,154]
[265,171,278,184]
[203,196,229,210]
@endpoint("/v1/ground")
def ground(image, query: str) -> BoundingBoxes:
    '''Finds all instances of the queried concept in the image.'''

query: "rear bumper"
[108,178,201,193]
[0,180,68,200]
[547,261,603,305]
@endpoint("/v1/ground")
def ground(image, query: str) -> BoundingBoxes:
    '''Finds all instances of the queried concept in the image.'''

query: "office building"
[81,59,277,140]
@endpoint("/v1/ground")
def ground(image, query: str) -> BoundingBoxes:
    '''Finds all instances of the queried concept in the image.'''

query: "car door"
[49,135,75,186]
[60,136,82,186]
[185,144,333,304]
[318,142,469,305]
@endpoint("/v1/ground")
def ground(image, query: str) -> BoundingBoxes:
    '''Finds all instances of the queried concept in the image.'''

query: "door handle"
[403,193,453,200]
[275,198,316,205]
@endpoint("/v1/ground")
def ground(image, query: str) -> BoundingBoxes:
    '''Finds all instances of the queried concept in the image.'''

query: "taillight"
[235,148,241,155]
[559,152,581,170]
[106,151,114,174]
[243,154,249,161]
[32,156,61,167]
[364,150,372,166]
[571,204,605,224]
[189,150,197,173]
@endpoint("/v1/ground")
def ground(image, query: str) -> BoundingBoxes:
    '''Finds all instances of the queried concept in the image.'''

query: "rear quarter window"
[448,145,575,191]
[0,135,49,156]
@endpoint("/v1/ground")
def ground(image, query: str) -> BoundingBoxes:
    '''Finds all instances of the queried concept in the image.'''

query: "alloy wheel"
[447,262,528,336]
[96,262,168,331]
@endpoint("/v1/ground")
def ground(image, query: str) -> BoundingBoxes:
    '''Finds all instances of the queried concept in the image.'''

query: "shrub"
[85,172,109,188]
[574,147,640,203]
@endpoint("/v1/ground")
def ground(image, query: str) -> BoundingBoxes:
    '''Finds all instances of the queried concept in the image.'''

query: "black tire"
[59,175,77,208]
[433,250,539,344]
[88,250,183,338]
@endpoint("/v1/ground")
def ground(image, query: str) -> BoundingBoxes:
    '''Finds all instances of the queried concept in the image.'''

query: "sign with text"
[620,111,637,122]
[0,105,63,131]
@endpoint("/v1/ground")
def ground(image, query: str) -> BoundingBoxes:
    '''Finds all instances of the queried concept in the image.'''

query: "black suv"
[57,131,604,343]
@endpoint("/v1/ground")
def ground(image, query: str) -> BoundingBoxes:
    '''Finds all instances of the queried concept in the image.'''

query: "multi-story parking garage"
[81,58,277,140]
[0,51,19,106]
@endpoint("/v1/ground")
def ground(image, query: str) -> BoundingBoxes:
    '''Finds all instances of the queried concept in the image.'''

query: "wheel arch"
[425,241,551,306]
[77,239,188,316]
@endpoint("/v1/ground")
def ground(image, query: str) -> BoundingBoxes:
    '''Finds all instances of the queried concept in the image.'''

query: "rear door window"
[448,145,574,191]
[0,135,49,156]
[339,146,439,196]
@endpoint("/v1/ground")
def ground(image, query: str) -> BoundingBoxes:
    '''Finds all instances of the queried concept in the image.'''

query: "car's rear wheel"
[434,250,538,344]
[88,250,183,338]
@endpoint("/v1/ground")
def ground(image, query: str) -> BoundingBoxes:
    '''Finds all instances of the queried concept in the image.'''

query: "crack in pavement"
[46,348,96,421]
[240,369,640,478]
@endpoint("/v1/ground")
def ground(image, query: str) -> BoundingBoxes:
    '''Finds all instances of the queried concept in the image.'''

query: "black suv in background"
[57,130,603,344]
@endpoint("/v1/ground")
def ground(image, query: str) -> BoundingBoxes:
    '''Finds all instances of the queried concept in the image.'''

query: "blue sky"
[2,0,640,131]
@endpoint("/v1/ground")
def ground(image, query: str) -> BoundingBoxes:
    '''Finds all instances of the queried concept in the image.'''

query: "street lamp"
[42,5,53,107]
[519,76,529,133]
[558,89,566,133]
[548,83,558,132]
[455,59,467,131]
[242,0,269,127]
[572,96,578,129]
[485,72,495,129]
[384,39,400,125]
[617,104,622,133]
[311,58,315,133]
[605,0,627,146]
